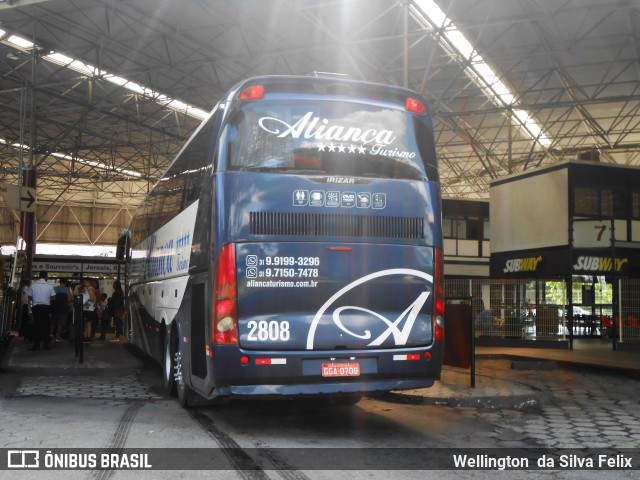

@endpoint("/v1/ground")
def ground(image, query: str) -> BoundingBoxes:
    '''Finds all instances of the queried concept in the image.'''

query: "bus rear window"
[223,100,436,181]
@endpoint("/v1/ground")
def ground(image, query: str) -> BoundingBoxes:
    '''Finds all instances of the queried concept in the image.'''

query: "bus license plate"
[321,362,360,377]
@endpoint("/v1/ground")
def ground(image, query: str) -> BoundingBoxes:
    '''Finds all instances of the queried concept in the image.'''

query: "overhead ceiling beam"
[523,3,613,149]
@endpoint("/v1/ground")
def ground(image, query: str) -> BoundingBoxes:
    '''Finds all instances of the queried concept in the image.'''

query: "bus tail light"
[433,247,444,342]
[212,244,238,345]
[405,97,427,115]
[239,84,265,100]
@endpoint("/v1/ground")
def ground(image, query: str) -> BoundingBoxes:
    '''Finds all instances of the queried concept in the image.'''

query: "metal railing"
[445,277,640,343]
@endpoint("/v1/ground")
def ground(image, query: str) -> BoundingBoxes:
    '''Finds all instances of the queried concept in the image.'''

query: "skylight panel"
[447,30,474,59]
[2,31,211,179]
[125,81,146,95]
[5,32,208,121]
[45,52,74,65]
[1,243,118,257]
[104,75,128,87]
[7,34,34,49]
[413,0,551,148]
[50,151,142,178]
[514,110,551,146]
[0,138,143,178]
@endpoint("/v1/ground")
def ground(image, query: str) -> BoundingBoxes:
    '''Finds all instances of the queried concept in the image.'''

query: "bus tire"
[162,325,177,397]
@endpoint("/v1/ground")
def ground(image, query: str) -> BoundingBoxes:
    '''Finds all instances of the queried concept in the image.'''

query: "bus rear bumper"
[214,379,435,398]
[203,344,443,399]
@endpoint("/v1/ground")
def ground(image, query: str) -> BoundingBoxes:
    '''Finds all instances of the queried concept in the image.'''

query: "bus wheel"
[162,326,177,397]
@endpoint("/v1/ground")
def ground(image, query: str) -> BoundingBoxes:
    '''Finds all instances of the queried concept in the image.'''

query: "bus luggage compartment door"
[235,243,435,351]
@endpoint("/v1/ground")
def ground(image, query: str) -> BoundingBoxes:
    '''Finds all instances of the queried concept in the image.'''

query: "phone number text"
[264,268,319,278]
[264,256,320,266]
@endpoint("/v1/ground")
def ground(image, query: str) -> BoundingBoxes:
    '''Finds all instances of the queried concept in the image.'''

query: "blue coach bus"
[119,74,444,406]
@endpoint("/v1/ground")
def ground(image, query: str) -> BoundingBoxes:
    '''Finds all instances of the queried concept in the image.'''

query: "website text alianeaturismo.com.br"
[2,449,639,471]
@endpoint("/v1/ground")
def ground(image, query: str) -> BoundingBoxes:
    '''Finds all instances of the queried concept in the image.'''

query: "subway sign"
[503,256,543,274]
[491,252,553,277]
[492,248,638,277]
[572,256,628,273]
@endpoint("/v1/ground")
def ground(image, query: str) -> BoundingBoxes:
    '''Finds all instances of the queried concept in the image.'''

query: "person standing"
[90,279,100,339]
[110,280,125,341]
[18,279,32,340]
[28,270,56,351]
[82,278,97,341]
[52,278,72,342]
[96,293,108,341]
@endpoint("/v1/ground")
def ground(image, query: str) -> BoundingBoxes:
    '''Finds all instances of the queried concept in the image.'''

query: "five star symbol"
[317,143,367,154]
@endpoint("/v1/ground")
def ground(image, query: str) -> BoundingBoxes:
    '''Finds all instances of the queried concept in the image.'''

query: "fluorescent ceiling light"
[413,0,552,147]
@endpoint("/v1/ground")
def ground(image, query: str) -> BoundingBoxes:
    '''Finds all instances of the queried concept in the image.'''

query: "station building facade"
[444,161,640,351]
